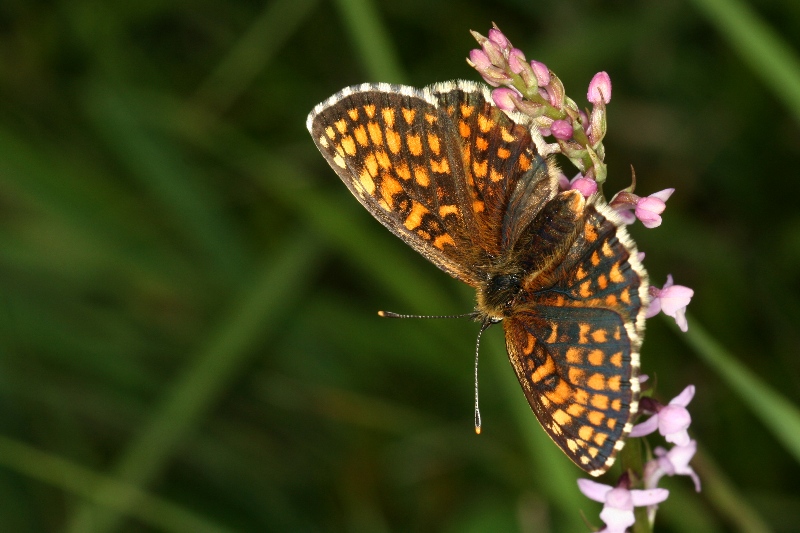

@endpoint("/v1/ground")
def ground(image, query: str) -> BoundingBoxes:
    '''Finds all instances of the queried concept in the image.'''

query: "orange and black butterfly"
[307,81,649,476]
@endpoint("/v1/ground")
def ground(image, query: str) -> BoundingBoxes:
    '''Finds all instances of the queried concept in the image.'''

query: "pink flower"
[646,274,694,331]
[578,479,669,533]
[488,27,510,49]
[588,71,612,104]
[645,440,702,492]
[491,87,520,112]
[636,188,673,228]
[467,48,492,70]
[611,188,674,228]
[630,385,695,445]
[508,48,527,74]
[558,173,597,198]
[550,119,572,140]
[530,60,550,86]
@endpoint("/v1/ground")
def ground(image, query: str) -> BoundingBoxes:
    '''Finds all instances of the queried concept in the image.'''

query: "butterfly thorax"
[476,267,524,320]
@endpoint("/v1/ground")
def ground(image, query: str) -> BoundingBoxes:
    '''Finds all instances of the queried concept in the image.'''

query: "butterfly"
[306,80,648,476]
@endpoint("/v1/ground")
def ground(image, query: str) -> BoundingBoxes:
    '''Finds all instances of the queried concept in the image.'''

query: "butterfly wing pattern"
[307,81,649,476]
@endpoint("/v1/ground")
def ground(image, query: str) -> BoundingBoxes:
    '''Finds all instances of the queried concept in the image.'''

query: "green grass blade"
[689,0,800,122]
[0,435,234,533]
[65,234,323,533]
[332,0,406,83]
[192,0,321,112]
[682,316,800,464]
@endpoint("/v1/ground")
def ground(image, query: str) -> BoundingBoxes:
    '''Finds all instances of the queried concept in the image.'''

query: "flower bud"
[587,71,612,104]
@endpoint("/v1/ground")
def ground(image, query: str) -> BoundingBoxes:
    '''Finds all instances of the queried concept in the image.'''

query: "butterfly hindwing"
[505,197,648,475]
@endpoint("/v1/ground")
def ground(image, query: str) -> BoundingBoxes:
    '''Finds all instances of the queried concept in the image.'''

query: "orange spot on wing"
[438,205,458,217]
[375,150,391,169]
[587,373,606,390]
[413,165,429,186]
[566,347,583,364]
[459,120,471,138]
[497,147,511,159]
[404,202,428,230]
[530,356,555,383]
[334,119,347,134]
[368,122,383,145]
[386,129,402,154]
[591,394,610,410]
[473,200,484,212]
[460,104,475,117]
[396,162,411,180]
[552,409,571,426]
[402,108,416,124]
[567,403,585,417]
[607,376,621,391]
[364,153,378,177]
[588,350,604,366]
[518,152,531,171]
[500,127,514,142]
[359,169,375,194]
[579,324,591,344]
[610,263,625,283]
[354,125,369,146]
[380,176,402,207]
[381,107,395,128]
[588,411,605,426]
[610,352,623,367]
[364,104,376,118]
[341,136,356,156]
[478,114,494,132]
[585,224,598,242]
[431,158,450,174]
[407,134,423,156]
[433,233,455,250]
[490,168,504,182]
[476,137,488,150]
[579,426,594,440]
[611,399,622,411]
[427,133,441,155]
[347,108,359,121]
[472,159,487,178]
[568,368,585,385]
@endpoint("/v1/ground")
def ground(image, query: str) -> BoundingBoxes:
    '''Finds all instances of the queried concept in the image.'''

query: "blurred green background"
[1,0,799,531]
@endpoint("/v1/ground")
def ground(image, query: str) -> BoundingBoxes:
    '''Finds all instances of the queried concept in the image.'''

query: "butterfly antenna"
[474,318,499,435]
[377,310,477,319]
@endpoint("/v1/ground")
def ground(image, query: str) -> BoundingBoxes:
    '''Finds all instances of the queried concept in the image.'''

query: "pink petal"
[468,49,492,70]
[577,478,613,502]
[599,506,635,531]
[630,488,670,506]
[571,177,598,198]
[658,404,691,437]
[645,296,662,318]
[488,27,510,48]
[530,60,550,86]
[551,119,573,140]
[508,48,527,74]
[492,87,520,112]
[637,196,667,216]
[659,285,694,316]
[629,414,659,437]
[588,71,612,104]
[670,385,696,407]
[650,188,675,202]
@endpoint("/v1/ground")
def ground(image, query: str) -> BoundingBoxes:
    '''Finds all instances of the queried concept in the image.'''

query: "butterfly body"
[307,81,648,476]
